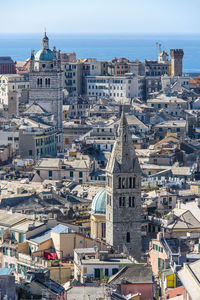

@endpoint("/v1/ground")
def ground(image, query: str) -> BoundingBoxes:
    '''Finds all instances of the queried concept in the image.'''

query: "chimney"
[177,199,181,209]
[157,232,163,241]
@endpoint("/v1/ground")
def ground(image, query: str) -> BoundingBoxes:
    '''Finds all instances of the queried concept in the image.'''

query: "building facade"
[86,75,145,100]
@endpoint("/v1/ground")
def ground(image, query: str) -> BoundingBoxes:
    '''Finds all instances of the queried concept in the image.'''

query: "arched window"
[129,177,132,188]
[122,178,126,189]
[48,78,50,87]
[126,232,130,243]
[45,78,48,86]
[133,177,136,188]
[40,78,42,87]
[129,196,135,207]
[118,177,121,189]
[37,78,40,87]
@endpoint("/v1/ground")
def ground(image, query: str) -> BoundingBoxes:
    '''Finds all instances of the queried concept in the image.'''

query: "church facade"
[29,33,63,130]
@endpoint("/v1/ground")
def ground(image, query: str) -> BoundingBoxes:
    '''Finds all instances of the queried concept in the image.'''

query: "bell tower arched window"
[126,232,130,243]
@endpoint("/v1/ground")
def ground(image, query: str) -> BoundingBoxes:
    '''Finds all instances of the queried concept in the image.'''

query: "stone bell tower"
[105,111,142,261]
[29,32,63,130]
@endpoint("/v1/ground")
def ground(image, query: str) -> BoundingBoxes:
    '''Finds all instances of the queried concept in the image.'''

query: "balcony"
[18,253,51,269]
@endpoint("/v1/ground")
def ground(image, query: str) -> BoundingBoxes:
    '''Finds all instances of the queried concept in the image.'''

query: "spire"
[42,30,49,50]
[106,111,141,174]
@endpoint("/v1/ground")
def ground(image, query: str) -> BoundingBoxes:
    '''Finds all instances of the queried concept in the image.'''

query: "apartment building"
[0,74,29,105]
[85,75,145,100]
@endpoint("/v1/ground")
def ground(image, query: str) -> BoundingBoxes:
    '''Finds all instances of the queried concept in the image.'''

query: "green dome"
[35,49,55,61]
[91,188,106,215]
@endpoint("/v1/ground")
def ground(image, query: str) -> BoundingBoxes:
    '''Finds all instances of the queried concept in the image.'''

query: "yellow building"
[90,188,106,240]
[190,182,200,194]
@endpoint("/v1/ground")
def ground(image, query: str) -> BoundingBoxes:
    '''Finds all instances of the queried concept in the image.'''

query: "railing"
[18,253,50,268]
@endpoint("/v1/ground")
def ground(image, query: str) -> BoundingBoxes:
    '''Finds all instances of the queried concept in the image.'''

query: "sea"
[0,33,200,73]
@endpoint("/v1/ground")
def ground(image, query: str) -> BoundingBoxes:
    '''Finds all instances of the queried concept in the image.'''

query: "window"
[133,177,136,188]
[118,177,121,189]
[101,223,106,238]
[70,171,73,178]
[105,268,109,276]
[129,196,135,207]
[18,264,21,274]
[122,178,126,189]
[29,150,32,156]
[94,268,100,278]
[5,262,8,268]
[129,177,132,188]
[10,249,12,257]
[19,233,24,243]
[112,268,118,275]
[119,197,125,207]
[126,232,130,243]
[79,171,83,178]
[49,170,52,177]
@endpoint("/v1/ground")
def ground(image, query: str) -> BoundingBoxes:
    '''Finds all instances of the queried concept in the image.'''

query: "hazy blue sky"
[1,0,200,34]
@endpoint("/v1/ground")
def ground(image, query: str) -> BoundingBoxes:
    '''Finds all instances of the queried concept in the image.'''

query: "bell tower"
[29,33,63,131]
[105,111,142,261]
[42,31,49,50]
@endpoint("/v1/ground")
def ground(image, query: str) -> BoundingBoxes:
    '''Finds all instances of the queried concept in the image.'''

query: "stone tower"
[29,32,63,130]
[105,111,142,261]
[170,49,184,77]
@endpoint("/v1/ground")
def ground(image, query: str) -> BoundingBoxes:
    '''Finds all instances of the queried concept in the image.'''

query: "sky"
[1,0,200,34]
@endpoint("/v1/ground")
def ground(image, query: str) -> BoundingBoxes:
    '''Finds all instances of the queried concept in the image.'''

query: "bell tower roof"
[106,111,141,174]
[42,31,49,50]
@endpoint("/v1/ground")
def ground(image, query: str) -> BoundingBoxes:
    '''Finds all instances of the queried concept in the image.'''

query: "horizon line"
[0,32,200,35]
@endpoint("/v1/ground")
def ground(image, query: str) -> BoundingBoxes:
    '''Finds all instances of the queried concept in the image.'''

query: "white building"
[85,75,145,101]
[74,247,133,283]
[0,74,29,106]
[161,75,190,91]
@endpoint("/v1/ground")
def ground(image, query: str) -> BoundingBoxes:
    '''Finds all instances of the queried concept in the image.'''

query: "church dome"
[91,188,106,215]
[35,49,55,61]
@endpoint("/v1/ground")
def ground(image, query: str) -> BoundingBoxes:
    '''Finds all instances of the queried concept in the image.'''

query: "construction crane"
[156,42,162,54]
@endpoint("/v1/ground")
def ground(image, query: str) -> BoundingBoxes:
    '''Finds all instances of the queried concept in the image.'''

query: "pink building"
[148,232,169,278]
[1,243,18,278]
